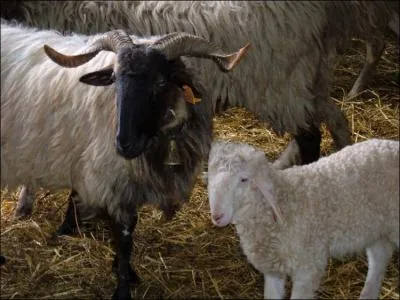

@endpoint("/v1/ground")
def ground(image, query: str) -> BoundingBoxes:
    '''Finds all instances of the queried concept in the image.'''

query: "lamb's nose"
[212,213,224,224]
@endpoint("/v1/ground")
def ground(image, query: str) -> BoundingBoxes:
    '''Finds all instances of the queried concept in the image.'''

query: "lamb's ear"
[79,65,115,86]
[250,153,284,224]
[253,176,284,223]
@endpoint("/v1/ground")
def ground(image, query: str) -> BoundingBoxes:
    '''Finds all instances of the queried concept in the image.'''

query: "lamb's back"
[281,139,399,256]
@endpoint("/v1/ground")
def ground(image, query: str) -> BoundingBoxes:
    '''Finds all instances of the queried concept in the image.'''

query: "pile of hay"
[1,34,398,299]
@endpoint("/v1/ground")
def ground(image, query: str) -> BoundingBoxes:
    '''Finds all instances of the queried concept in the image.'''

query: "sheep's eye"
[158,78,167,86]
[240,177,248,183]
[154,75,167,87]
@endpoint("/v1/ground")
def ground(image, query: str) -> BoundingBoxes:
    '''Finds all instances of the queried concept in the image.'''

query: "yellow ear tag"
[183,85,201,104]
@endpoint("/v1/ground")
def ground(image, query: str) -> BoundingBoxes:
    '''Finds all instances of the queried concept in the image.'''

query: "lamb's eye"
[240,177,248,183]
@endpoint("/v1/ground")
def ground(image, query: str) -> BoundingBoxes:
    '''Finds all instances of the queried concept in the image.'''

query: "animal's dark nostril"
[213,213,224,223]
[119,141,132,150]
[116,136,133,150]
[115,132,149,160]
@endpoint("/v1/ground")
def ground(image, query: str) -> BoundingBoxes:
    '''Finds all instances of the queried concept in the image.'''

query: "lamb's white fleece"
[208,139,399,299]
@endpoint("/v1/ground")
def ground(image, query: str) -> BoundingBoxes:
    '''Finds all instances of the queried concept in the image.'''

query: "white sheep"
[207,139,399,299]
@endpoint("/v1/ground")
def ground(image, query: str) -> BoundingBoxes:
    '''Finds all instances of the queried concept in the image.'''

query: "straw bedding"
[1,33,398,299]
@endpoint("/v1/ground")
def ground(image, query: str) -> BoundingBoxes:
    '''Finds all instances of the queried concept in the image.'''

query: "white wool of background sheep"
[207,139,399,299]
[6,1,395,140]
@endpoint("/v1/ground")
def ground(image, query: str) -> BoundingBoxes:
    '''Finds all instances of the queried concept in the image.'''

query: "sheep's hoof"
[112,260,141,285]
[47,234,62,246]
[114,268,140,285]
[53,223,75,237]
[128,269,140,285]
[14,206,33,219]
[47,225,75,245]
[163,208,178,221]
[111,284,132,300]
[161,202,182,221]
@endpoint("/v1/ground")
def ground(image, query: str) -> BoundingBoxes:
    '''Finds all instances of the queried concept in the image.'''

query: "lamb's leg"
[15,185,35,218]
[360,239,395,299]
[293,123,322,165]
[264,273,286,299]
[111,211,140,300]
[290,269,323,299]
[347,38,385,99]
[53,190,81,237]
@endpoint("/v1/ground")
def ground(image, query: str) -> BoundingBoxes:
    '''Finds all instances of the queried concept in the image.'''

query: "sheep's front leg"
[15,185,35,218]
[53,190,81,237]
[347,38,385,99]
[264,273,286,299]
[290,269,323,299]
[272,140,302,170]
[293,123,322,165]
[360,239,394,299]
[388,11,399,36]
[111,211,139,300]
[320,99,352,150]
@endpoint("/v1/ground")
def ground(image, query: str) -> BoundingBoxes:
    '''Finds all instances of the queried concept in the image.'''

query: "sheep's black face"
[79,45,200,160]
[114,47,188,159]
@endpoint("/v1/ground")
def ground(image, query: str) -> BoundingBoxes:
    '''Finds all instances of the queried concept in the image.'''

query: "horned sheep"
[1,20,249,299]
[208,139,399,299]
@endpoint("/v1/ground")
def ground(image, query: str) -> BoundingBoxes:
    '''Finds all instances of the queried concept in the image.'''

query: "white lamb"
[207,139,399,299]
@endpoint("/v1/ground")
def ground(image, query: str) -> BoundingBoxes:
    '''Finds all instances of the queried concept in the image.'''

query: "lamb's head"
[208,141,283,227]
[44,30,250,159]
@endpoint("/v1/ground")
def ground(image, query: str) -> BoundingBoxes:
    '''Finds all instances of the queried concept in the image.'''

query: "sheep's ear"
[172,74,202,104]
[182,84,202,104]
[253,176,284,223]
[80,65,115,86]
[250,153,284,224]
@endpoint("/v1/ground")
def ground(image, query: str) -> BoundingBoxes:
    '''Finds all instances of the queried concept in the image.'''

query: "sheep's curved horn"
[43,30,134,68]
[150,32,251,72]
